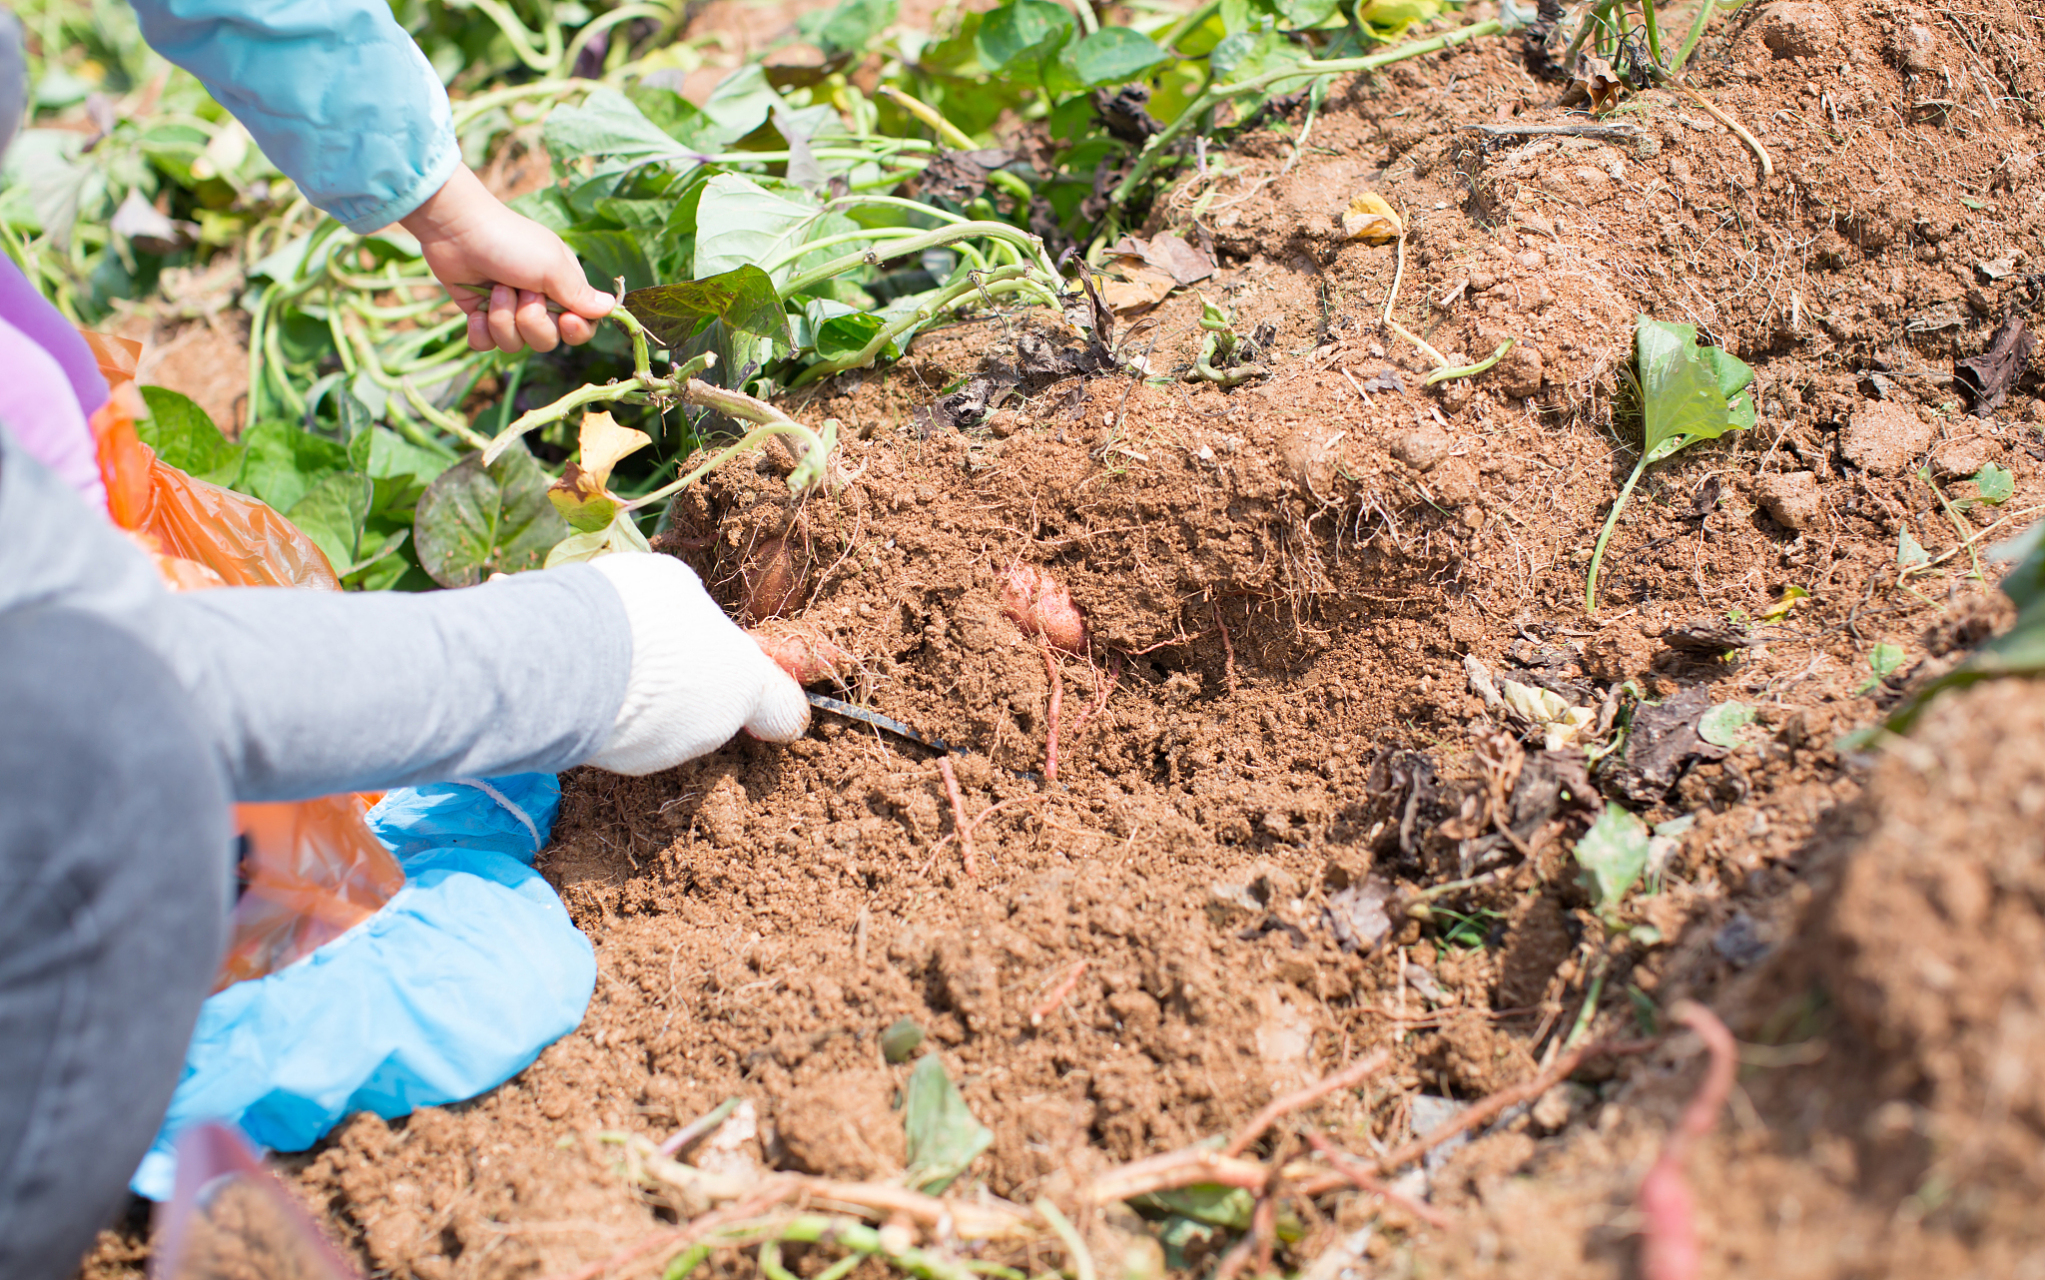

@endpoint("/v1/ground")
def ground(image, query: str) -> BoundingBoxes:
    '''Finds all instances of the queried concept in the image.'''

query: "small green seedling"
[1191,293,1266,388]
[1586,316,1755,613]
[1697,701,1753,748]
[1973,462,2015,506]
[1855,642,1906,696]
[902,1054,992,1194]
[1898,526,1931,570]
[1575,801,1650,922]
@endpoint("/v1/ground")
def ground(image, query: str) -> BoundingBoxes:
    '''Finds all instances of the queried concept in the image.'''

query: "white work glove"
[585,554,810,775]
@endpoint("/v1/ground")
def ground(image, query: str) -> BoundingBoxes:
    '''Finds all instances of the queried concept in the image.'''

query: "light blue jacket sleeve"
[128,0,461,233]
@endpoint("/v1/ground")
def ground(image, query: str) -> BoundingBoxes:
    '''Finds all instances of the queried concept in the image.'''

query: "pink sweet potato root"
[1000,563,1087,654]
[1638,1000,1738,1280]
[750,622,856,686]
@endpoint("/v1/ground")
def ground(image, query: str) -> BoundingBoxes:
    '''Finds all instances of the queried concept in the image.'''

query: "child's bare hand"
[400,166,615,353]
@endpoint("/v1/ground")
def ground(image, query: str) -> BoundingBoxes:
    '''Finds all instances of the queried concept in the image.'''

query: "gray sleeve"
[0,427,631,802]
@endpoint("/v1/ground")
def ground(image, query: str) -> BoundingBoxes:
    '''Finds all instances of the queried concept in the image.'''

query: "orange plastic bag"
[85,335,402,989]
[92,382,339,591]
[215,798,407,990]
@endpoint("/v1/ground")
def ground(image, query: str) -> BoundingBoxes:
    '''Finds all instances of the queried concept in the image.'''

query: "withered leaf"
[1342,192,1403,244]
[1578,54,1622,114]
[575,410,653,489]
[548,411,650,534]
[1955,313,2033,416]
[1101,258,1176,314]
[548,462,621,534]
[1106,230,1215,286]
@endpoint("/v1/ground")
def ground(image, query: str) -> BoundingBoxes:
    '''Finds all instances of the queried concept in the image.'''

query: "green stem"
[878,85,977,149]
[478,348,712,465]
[343,294,447,323]
[716,142,937,164]
[849,167,933,192]
[778,221,1049,297]
[1561,0,1617,73]
[246,283,277,424]
[988,169,1035,206]
[401,378,493,451]
[555,3,670,78]
[489,379,653,457]
[340,315,489,448]
[811,1254,863,1280]
[1159,0,1223,51]
[1640,0,1664,67]
[467,0,564,72]
[758,1241,798,1280]
[1070,0,1099,35]
[626,382,831,509]
[611,304,655,378]
[1035,1201,1095,1280]
[788,267,1055,387]
[1561,951,1611,1052]
[1111,19,1503,204]
[1670,0,1716,73]
[264,317,307,420]
[1192,331,1264,387]
[753,226,938,276]
[1921,469,1987,581]
[819,193,975,225]
[1420,338,1515,386]
[449,78,582,130]
[326,305,359,377]
[663,1243,713,1280]
[762,1216,984,1280]
[1584,455,1650,614]
[495,359,528,438]
[1599,1,1623,57]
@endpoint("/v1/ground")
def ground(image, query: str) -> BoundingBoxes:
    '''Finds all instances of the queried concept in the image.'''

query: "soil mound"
[77,0,2045,1276]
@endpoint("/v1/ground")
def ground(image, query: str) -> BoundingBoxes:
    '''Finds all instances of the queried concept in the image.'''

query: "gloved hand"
[584,554,810,775]
[399,166,615,354]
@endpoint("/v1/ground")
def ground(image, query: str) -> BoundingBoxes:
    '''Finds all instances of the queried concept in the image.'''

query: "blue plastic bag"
[133,774,594,1200]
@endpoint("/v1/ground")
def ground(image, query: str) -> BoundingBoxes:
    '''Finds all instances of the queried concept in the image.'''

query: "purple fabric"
[0,257,108,511]
[0,257,106,415]
[0,315,105,511]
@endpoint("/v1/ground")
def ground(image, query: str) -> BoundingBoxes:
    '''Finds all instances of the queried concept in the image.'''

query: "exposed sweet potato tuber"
[1638,1000,1737,1280]
[1000,563,1088,654]
[740,536,803,623]
[750,623,856,686]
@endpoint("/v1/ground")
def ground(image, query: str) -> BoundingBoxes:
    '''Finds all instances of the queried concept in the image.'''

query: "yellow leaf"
[1355,0,1442,36]
[1342,192,1403,244]
[549,462,621,534]
[576,410,652,489]
[1758,585,1810,623]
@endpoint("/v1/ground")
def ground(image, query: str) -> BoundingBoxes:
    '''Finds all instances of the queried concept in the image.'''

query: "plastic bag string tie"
[450,777,542,853]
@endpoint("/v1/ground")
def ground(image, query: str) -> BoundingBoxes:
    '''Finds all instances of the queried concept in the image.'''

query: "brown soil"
[79,1,2045,1277]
